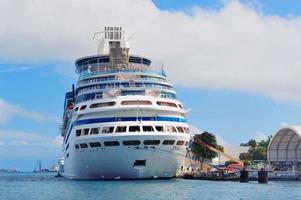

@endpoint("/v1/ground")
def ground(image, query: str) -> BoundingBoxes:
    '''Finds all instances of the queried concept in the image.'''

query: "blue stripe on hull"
[64,116,187,144]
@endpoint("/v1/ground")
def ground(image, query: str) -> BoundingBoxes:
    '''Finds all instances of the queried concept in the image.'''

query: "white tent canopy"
[268,126,301,162]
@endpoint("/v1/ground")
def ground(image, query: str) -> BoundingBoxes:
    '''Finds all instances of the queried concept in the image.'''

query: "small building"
[268,125,301,170]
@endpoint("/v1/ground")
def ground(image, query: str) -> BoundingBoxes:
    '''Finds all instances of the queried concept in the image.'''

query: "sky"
[1,0,301,171]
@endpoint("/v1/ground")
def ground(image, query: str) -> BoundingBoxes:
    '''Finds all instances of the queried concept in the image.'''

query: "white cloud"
[0,130,63,147]
[1,0,301,104]
[0,98,60,124]
[0,65,39,73]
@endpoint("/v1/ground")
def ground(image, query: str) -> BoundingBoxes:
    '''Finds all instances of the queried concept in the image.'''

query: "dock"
[177,170,301,182]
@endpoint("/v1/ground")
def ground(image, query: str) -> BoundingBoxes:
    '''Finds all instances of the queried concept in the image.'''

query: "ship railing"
[77,84,174,95]
[77,76,168,87]
[75,90,177,104]
[79,69,166,80]
[77,62,162,72]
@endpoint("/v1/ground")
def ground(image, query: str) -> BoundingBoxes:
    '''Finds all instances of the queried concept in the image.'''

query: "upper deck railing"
[79,68,167,80]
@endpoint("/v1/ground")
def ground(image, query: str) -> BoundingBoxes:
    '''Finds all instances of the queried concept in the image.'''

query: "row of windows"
[75,91,177,104]
[78,75,167,86]
[77,82,173,95]
[75,100,182,111]
[74,139,188,149]
[75,125,189,137]
[77,56,151,70]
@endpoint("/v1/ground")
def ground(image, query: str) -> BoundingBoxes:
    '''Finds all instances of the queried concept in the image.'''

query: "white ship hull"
[64,133,189,179]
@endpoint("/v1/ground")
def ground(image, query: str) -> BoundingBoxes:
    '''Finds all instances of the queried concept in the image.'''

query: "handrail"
[79,69,166,80]
[77,83,174,95]
[77,76,168,87]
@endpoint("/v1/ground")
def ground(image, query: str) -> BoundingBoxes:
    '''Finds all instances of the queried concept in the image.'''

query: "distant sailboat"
[33,160,50,172]
[33,160,42,172]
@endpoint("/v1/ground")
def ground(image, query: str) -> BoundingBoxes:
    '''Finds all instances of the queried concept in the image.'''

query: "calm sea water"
[0,172,301,200]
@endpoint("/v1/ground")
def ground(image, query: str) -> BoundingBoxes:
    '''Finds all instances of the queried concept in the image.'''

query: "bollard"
[240,168,249,183]
[258,168,268,184]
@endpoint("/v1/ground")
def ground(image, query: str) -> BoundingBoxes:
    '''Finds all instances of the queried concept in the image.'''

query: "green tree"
[192,132,221,169]
[257,135,273,149]
[239,136,272,161]
[252,146,267,160]
[239,152,253,161]
[248,139,257,148]
[240,139,257,148]
[243,160,251,166]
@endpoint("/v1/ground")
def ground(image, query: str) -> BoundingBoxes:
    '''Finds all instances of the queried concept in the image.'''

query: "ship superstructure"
[60,27,191,179]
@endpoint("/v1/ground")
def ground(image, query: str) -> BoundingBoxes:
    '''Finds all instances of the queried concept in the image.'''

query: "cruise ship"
[60,27,191,179]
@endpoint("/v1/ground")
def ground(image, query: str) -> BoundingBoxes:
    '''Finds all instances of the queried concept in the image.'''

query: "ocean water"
[0,173,301,200]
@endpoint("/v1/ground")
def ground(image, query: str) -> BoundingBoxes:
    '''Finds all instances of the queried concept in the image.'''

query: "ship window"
[142,126,154,132]
[155,126,165,132]
[75,144,79,149]
[122,140,141,146]
[95,92,103,99]
[157,101,177,108]
[90,128,100,135]
[121,90,144,96]
[116,126,127,133]
[80,143,88,148]
[166,126,177,133]
[144,140,160,145]
[76,129,82,137]
[104,141,120,146]
[75,107,79,111]
[83,128,90,135]
[163,140,175,145]
[184,127,189,133]
[121,100,152,105]
[80,105,87,110]
[129,126,140,132]
[178,104,183,109]
[102,127,114,134]
[89,142,101,147]
[176,141,185,146]
[90,102,116,108]
[160,92,176,99]
[176,127,184,133]
[66,153,69,158]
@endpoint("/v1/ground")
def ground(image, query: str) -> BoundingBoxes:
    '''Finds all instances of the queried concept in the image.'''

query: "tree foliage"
[239,135,272,161]
[240,139,257,148]
[192,131,221,160]
[257,135,273,149]
[243,160,250,166]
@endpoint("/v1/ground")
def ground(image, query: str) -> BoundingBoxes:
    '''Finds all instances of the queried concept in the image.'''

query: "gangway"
[193,136,244,166]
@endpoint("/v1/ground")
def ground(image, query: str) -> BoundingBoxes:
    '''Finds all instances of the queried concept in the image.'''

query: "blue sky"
[1,0,301,171]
